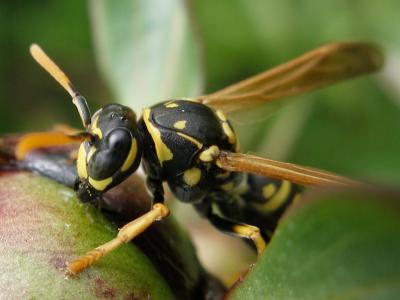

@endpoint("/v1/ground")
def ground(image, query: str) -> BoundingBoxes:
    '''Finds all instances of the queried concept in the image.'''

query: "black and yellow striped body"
[138,99,239,203]
[17,97,301,250]
[138,99,300,242]
[204,175,301,241]
[75,104,142,202]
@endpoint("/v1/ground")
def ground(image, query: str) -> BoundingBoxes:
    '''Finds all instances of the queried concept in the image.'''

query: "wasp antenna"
[30,44,91,127]
[30,44,76,97]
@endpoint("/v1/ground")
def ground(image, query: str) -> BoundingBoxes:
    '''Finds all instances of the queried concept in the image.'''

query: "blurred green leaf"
[192,0,400,184]
[0,172,175,299]
[231,190,400,300]
[89,0,203,111]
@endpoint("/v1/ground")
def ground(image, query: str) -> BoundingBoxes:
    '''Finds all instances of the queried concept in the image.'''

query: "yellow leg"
[207,212,267,255]
[15,132,91,160]
[232,224,266,255]
[65,203,170,276]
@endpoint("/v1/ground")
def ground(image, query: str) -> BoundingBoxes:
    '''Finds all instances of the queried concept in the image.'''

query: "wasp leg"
[207,212,266,255]
[146,177,165,203]
[16,132,92,160]
[65,203,169,276]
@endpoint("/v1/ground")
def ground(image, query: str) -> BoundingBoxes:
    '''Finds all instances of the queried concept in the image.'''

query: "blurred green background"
[1,0,400,284]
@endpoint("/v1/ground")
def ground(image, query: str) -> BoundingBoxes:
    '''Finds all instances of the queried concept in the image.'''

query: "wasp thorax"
[75,103,143,198]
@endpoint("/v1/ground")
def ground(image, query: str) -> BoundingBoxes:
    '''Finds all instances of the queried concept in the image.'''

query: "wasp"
[15,42,382,276]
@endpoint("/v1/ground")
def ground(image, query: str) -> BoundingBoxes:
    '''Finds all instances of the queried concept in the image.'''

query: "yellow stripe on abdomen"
[252,180,292,213]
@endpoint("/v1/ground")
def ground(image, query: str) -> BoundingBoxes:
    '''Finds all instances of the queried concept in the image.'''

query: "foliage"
[1,1,400,298]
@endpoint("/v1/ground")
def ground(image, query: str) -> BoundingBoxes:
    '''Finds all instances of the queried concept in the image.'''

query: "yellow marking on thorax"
[216,110,227,121]
[76,143,88,179]
[215,109,237,146]
[177,132,203,149]
[89,176,113,192]
[183,168,202,186]
[254,180,292,213]
[90,115,103,139]
[222,123,237,145]
[165,102,179,108]
[87,146,96,162]
[142,108,173,165]
[121,138,138,172]
[173,120,187,129]
[199,145,220,162]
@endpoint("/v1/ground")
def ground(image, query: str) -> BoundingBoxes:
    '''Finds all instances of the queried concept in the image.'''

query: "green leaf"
[191,0,400,183]
[230,190,400,300]
[0,172,176,299]
[89,0,203,110]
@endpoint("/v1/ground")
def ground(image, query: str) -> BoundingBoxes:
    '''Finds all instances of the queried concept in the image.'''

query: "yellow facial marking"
[90,115,103,139]
[76,143,88,179]
[222,123,236,144]
[87,146,96,162]
[216,110,227,121]
[199,145,220,162]
[177,132,203,149]
[89,176,113,192]
[165,102,179,108]
[121,138,138,172]
[183,168,202,186]
[254,180,291,213]
[262,183,277,199]
[173,120,187,130]
[143,108,173,164]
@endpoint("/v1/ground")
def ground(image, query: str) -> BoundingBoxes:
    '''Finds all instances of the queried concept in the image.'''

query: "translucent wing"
[198,42,383,113]
[218,151,363,187]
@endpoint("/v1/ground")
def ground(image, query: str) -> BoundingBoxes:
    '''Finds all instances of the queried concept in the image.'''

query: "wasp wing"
[198,42,383,112]
[219,151,363,187]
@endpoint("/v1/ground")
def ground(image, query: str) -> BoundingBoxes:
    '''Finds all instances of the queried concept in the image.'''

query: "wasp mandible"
[16,42,382,276]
